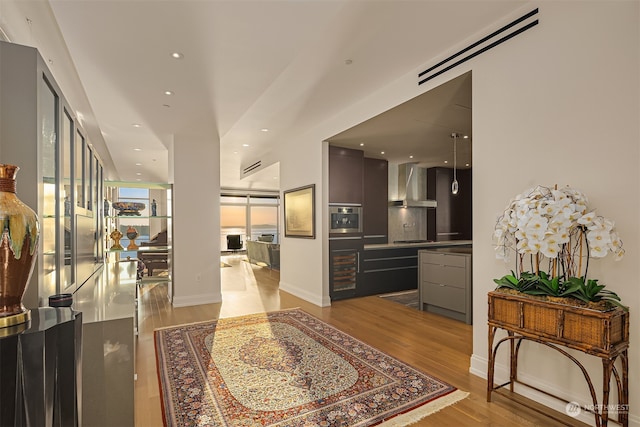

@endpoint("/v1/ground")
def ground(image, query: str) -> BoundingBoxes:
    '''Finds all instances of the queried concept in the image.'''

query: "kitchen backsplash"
[388,207,427,242]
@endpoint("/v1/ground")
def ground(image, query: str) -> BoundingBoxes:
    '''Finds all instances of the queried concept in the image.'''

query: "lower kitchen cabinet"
[418,249,472,324]
[361,247,419,296]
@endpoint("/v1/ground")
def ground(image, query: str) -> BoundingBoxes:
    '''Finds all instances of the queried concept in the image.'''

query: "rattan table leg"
[601,358,614,427]
[508,331,516,392]
[621,350,629,427]
[487,325,497,402]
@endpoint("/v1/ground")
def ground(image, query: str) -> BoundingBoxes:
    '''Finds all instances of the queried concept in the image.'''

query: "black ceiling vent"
[242,160,262,176]
[418,8,539,86]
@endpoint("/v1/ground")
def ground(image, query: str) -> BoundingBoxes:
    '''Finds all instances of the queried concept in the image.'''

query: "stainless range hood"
[388,163,437,208]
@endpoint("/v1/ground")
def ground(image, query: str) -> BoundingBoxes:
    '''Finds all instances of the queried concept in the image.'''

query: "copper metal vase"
[0,164,39,328]
[126,226,139,250]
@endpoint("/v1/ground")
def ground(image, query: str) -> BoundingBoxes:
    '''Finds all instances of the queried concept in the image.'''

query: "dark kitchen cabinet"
[363,157,388,244]
[329,237,363,300]
[361,247,419,296]
[329,146,363,205]
[426,167,472,241]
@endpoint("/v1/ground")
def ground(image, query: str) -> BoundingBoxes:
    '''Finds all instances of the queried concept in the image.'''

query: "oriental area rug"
[155,308,468,426]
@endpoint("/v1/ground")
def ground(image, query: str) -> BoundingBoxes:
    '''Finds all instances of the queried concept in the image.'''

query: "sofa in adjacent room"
[246,239,280,269]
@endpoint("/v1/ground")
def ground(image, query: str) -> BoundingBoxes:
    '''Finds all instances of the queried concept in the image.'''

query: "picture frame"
[283,184,315,238]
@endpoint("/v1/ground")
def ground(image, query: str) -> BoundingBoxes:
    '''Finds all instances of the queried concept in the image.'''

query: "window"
[221,205,247,250]
[220,194,280,250]
[117,187,150,253]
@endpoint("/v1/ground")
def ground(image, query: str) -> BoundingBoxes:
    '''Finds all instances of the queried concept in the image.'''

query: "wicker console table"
[487,291,629,427]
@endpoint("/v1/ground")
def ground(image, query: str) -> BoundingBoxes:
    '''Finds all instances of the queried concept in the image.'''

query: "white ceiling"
[327,71,472,169]
[46,0,526,190]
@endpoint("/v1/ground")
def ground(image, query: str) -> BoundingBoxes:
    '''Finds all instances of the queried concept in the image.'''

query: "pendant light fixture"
[451,132,459,195]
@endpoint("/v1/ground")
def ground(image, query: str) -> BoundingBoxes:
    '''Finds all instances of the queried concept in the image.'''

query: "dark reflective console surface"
[0,307,82,427]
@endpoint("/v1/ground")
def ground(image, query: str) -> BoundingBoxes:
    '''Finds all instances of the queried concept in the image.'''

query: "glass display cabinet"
[0,41,105,307]
[105,181,172,285]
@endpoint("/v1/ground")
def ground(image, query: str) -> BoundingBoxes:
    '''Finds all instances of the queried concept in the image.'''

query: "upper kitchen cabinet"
[363,157,388,244]
[426,167,472,241]
[329,146,363,205]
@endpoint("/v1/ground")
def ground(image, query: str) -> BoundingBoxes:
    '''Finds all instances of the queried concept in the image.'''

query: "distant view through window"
[221,195,279,250]
[220,196,280,250]
[118,187,150,255]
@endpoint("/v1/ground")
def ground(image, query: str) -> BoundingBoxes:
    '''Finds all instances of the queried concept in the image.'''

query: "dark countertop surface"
[419,246,473,255]
[364,240,472,250]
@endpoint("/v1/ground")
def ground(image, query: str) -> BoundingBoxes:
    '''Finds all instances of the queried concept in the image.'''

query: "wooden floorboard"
[134,255,589,426]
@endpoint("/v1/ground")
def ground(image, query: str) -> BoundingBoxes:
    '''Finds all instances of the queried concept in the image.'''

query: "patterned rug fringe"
[379,390,469,426]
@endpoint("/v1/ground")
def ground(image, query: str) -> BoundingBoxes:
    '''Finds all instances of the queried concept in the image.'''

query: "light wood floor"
[134,255,588,426]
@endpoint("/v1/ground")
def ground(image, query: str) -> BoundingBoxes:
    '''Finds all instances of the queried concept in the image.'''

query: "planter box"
[488,290,629,357]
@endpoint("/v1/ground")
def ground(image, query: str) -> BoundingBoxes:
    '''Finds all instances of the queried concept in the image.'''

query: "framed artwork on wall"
[284,184,315,238]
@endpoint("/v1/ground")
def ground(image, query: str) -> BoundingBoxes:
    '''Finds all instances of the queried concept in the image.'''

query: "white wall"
[278,2,639,425]
[277,135,328,306]
[171,131,222,307]
[470,3,639,424]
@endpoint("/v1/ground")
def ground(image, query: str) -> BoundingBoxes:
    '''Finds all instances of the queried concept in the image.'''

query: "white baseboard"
[171,292,222,307]
[279,280,331,307]
[470,353,639,427]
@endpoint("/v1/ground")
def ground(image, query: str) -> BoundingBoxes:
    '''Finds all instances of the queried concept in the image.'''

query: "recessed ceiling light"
[136,173,142,176]
[463,135,469,139]
[171,52,184,59]
[135,163,142,166]
[132,123,141,128]
[233,151,238,154]
[133,148,142,152]
[359,143,364,146]
[380,151,385,155]
[136,178,142,181]
[409,155,414,159]
[242,144,250,147]
[260,128,269,132]
[164,90,174,96]
[444,160,448,164]
[466,163,470,167]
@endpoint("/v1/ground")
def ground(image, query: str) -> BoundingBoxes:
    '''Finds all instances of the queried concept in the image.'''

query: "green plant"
[494,272,628,311]
[532,271,581,297]
[565,276,626,309]
[494,271,579,297]
[493,271,538,294]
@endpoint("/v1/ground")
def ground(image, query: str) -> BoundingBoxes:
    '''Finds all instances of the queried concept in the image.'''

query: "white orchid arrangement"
[493,186,626,308]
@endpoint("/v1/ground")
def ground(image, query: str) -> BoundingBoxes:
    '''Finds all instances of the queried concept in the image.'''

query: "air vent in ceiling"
[242,160,262,176]
[418,8,539,85]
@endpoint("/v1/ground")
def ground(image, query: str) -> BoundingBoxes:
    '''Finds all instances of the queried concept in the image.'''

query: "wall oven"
[329,205,362,234]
